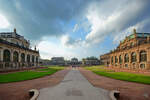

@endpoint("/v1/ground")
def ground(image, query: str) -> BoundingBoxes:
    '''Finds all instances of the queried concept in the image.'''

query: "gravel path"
[79,68,150,100]
[38,68,110,100]
[0,69,69,100]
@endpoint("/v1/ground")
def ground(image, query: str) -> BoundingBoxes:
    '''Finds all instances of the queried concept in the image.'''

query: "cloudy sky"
[0,0,150,60]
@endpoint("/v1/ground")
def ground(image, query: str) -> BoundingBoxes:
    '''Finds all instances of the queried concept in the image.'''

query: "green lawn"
[0,66,65,83]
[84,66,150,84]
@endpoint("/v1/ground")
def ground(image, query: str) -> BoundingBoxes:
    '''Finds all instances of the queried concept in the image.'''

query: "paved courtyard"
[38,68,110,100]
[0,69,69,100]
[80,68,150,100]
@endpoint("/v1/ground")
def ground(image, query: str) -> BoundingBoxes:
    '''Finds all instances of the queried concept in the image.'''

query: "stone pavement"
[80,67,150,100]
[38,68,110,100]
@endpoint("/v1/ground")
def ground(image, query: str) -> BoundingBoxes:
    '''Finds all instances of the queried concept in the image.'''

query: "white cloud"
[73,24,78,32]
[113,18,150,44]
[35,0,150,60]
[37,39,79,60]
[0,14,10,29]
[61,34,82,48]
[84,0,147,46]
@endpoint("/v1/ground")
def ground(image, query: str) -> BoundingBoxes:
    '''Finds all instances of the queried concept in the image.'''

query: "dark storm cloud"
[1,0,150,47]
[0,0,92,40]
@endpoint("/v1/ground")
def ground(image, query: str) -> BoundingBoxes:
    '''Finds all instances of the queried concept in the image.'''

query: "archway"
[140,50,147,62]
[3,49,10,62]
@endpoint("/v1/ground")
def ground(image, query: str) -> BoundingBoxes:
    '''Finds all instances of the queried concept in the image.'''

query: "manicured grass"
[85,66,150,84]
[0,66,65,83]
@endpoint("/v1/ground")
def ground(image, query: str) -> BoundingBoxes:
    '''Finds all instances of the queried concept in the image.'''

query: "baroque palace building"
[100,29,150,70]
[0,28,40,70]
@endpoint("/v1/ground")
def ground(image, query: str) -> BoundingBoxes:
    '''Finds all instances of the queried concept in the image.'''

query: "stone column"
[117,56,119,68]
[30,55,32,63]
[34,55,36,67]
[36,56,39,67]
[129,52,132,69]
[146,48,150,70]
[0,49,4,69]
[0,49,3,62]
[37,56,39,66]
[18,51,21,62]
[29,54,31,67]
[25,54,27,62]
[10,49,13,62]
[122,53,125,68]
[10,49,13,69]
[136,50,140,69]
[29,55,31,67]
[18,51,21,68]
[109,56,112,67]
[24,53,27,67]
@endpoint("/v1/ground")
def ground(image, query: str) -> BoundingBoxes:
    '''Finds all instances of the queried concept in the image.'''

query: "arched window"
[140,64,145,69]
[119,55,122,64]
[132,63,136,69]
[125,64,128,68]
[115,56,118,63]
[124,53,129,63]
[21,53,25,62]
[131,52,136,62]
[13,51,19,62]
[36,56,38,63]
[32,55,34,63]
[3,49,10,62]
[140,51,147,62]
[111,56,113,64]
[27,55,30,63]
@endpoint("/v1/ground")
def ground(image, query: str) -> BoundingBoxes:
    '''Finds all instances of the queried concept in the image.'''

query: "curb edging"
[109,90,120,100]
[29,89,40,100]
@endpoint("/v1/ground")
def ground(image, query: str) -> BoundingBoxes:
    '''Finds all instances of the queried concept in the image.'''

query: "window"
[131,52,136,62]
[132,63,136,69]
[124,53,129,63]
[111,56,113,64]
[21,53,25,62]
[140,64,145,69]
[32,55,35,63]
[115,56,118,63]
[119,55,122,64]
[140,51,147,62]
[36,56,38,63]
[27,55,30,63]
[125,64,128,68]
[3,49,10,62]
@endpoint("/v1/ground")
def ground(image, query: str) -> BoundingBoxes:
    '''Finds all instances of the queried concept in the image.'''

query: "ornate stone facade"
[100,53,110,66]
[82,57,100,66]
[100,29,150,70]
[0,29,39,70]
[51,57,65,65]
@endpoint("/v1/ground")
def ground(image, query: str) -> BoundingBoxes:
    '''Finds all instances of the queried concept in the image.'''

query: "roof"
[0,31,30,44]
[0,38,39,53]
[136,33,150,37]
[0,32,22,38]
[121,32,150,43]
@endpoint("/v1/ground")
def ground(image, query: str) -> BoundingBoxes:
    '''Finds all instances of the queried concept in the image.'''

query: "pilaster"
[136,50,140,69]
[146,48,150,69]
[128,51,132,69]
[0,49,3,61]
[10,49,13,62]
